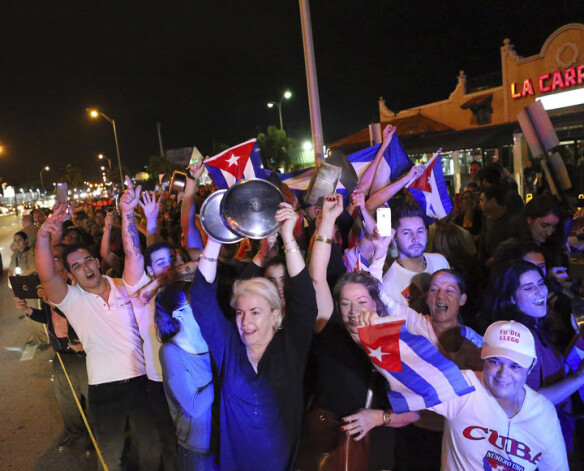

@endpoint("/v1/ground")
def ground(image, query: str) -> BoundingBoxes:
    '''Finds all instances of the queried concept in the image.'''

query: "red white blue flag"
[204,138,266,189]
[358,316,475,413]
[277,135,414,205]
[406,148,453,222]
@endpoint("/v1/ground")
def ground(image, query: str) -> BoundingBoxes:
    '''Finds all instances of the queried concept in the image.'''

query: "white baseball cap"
[481,320,537,369]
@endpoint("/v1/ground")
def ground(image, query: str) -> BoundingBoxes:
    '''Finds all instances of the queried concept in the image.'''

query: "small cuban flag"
[358,316,475,413]
[406,148,453,222]
[204,138,266,189]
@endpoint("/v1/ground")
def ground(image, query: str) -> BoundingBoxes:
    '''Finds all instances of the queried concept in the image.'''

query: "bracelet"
[382,409,392,426]
[315,234,332,244]
[284,245,300,254]
[283,240,298,249]
[184,167,196,180]
[200,255,217,262]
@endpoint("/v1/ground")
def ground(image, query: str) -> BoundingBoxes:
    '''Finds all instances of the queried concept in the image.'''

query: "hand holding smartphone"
[376,207,392,237]
[56,183,68,204]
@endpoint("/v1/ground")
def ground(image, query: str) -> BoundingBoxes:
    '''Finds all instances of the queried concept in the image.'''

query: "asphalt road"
[0,214,96,470]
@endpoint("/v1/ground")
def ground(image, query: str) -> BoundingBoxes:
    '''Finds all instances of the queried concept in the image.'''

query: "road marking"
[5,347,23,352]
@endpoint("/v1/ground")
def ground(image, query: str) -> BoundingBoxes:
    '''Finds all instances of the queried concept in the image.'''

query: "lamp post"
[267,90,292,131]
[39,166,50,193]
[88,109,124,187]
[98,153,112,170]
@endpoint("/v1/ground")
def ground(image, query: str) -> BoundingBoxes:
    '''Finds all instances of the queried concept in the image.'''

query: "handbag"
[296,407,370,471]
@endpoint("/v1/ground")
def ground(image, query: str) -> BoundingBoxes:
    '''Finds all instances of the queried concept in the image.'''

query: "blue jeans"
[176,445,216,471]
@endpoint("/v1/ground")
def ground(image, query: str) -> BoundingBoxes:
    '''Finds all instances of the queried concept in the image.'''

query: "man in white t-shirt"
[429,320,568,470]
[381,204,449,306]
[36,177,158,471]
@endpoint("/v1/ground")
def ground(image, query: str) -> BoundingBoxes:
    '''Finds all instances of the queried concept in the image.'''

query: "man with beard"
[381,204,449,306]
[35,177,158,471]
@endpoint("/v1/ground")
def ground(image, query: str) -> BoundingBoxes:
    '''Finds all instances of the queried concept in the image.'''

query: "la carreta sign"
[511,63,584,99]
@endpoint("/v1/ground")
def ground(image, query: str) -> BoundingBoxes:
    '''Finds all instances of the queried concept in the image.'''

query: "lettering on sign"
[510,64,584,99]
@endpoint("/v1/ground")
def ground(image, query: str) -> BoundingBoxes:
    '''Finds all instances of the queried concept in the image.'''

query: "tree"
[257,126,297,172]
[58,164,85,188]
[146,155,182,180]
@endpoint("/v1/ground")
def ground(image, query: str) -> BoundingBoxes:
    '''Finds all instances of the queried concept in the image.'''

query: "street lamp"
[98,153,112,170]
[88,109,124,187]
[39,166,50,193]
[267,90,292,131]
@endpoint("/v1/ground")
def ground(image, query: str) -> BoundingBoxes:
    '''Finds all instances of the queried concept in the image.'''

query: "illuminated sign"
[511,64,584,99]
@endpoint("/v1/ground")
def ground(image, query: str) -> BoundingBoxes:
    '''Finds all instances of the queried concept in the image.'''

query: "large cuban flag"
[358,316,475,413]
[406,149,453,222]
[278,135,414,203]
[204,138,266,189]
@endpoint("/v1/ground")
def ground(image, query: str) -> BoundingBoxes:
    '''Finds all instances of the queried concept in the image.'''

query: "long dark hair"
[515,195,564,244]
[481,260,551,344]
[154,285,185,343]
[332,271,389,318]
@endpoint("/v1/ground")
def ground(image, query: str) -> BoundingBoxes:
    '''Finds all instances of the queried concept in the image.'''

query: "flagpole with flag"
[203,138,266,190]
[406,148,453,222]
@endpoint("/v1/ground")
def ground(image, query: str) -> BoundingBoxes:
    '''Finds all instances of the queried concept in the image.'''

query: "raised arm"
[365,164,425,211]
[120,175,144,286]
[181,160,205,258]
[359,125,396,197]
[537,359,584,405]
[35,203,69,304]
[197,237,222,284]
[310,194,344,332]
[276,202,303,277]
[139,190,164,246]
[346,188,376,235]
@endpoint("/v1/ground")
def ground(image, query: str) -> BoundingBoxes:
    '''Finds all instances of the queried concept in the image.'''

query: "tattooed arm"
[120,175,145,286]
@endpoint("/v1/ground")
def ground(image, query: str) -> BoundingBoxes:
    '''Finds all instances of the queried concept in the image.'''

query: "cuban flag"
[204,138,266,189]
[358,316,475,413]
[406,149,453,222]
[278,135,414,203]
[482,451,519,471]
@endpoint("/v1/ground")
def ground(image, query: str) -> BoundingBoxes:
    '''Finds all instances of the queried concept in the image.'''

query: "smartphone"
[376,207,392,237]
[56,183,68,204]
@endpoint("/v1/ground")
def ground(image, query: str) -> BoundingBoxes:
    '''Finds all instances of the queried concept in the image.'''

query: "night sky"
[0,1,582,186]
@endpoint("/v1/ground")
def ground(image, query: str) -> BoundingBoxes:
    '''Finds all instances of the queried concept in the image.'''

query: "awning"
[460,93,493,110]
[399,123,518,154]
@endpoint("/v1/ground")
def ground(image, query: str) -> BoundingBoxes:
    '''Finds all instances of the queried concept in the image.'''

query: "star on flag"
[367,345,390,362]
[226,153,240,167]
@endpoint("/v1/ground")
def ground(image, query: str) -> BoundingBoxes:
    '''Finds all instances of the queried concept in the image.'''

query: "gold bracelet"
[315,234,332,244]
[382,409,392,426]
[200,255,217,262]
[284,245,300,254]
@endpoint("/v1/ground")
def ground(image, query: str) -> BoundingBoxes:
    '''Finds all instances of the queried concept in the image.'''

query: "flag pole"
[299,0,324,164]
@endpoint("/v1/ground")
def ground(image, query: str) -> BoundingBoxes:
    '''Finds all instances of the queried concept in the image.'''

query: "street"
[0,214,95,470]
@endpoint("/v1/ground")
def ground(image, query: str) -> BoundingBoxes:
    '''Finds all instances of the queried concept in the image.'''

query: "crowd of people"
[8,128,584,470]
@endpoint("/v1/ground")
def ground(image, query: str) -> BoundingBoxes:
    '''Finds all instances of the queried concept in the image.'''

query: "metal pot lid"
[220,178,285,239]
[199,190,243,244]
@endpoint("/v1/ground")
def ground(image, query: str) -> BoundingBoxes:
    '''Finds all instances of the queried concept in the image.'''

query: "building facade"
[331,23,584,196]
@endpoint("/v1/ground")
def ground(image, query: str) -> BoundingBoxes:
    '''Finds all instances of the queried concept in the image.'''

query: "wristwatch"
[382,409,392,426]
